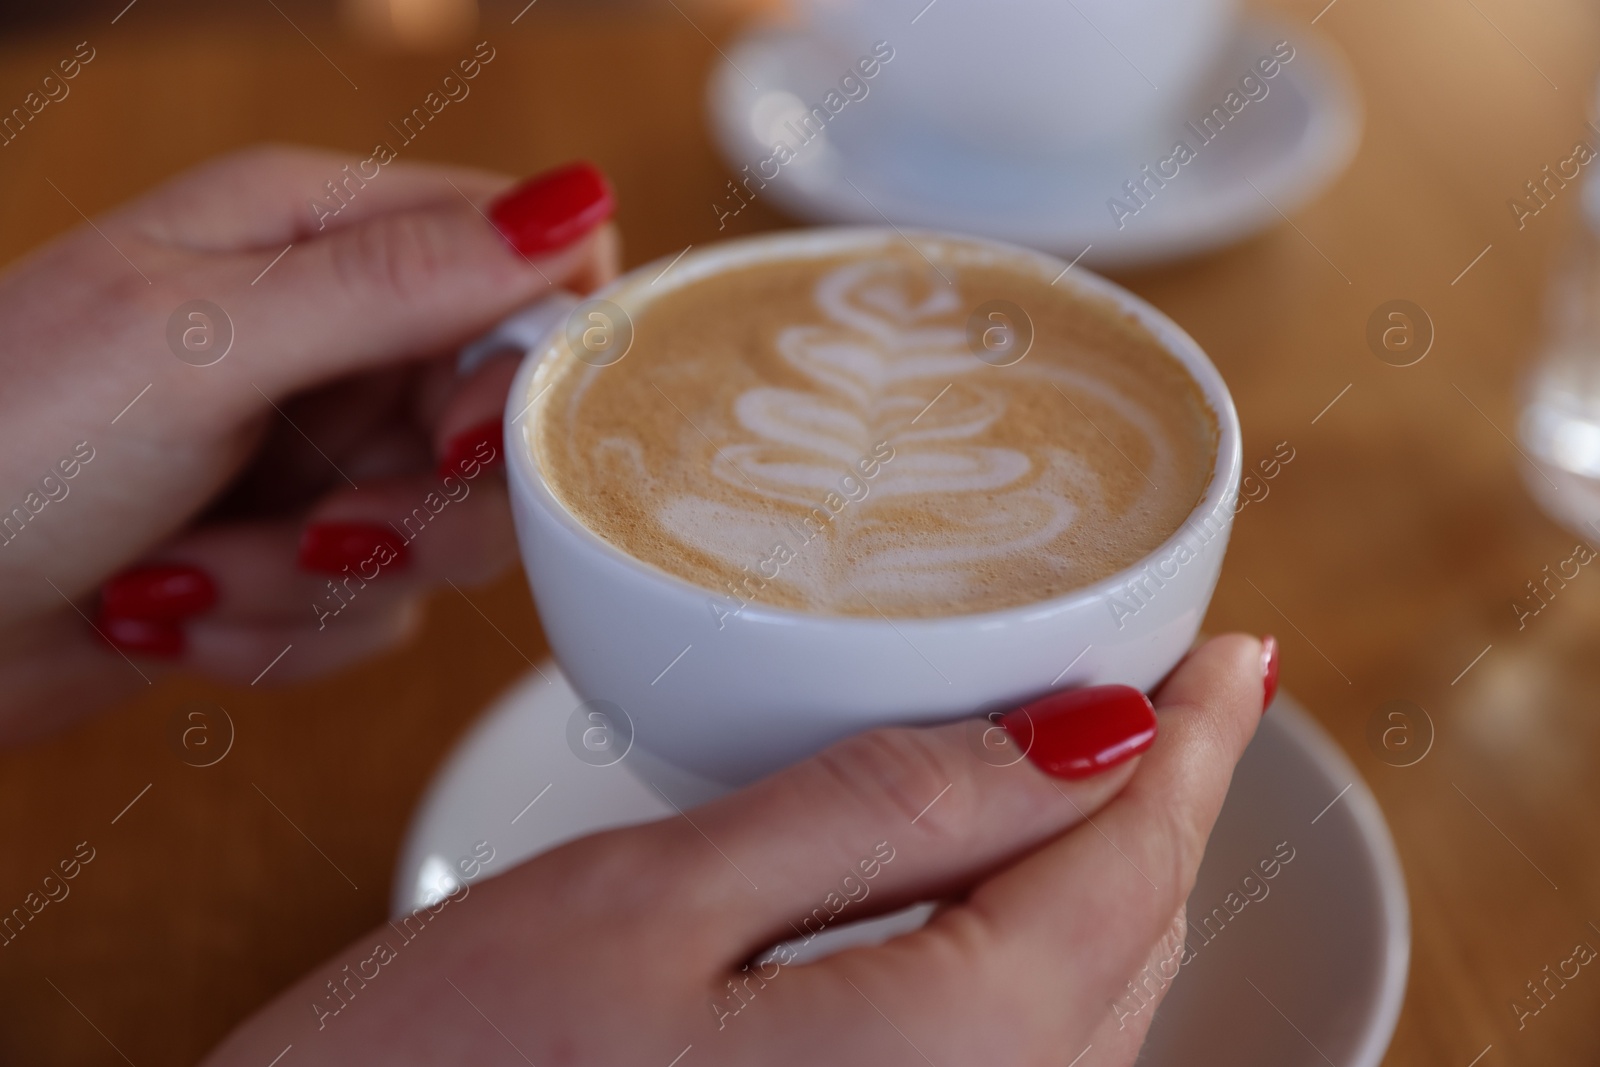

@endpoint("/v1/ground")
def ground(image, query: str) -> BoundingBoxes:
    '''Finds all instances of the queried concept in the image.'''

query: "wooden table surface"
[2,1,1599,1063]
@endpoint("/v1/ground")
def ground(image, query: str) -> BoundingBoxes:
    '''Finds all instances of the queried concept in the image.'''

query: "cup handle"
[456,291,582,376]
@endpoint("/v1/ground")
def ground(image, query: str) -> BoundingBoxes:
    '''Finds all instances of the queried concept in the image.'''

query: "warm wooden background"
[2,0,1599,1063]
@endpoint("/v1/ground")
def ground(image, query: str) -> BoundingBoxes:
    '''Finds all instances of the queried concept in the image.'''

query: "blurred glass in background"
[1520,76,1600,539]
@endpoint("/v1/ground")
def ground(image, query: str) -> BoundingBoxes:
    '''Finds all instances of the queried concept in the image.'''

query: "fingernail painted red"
[100,564,216,620]
[1261,635,1280,713]
[297,522,409,576]
[488,161,614,259]
[437,418,504,479]
[1000,684,1157,780]
[97,612,185,659]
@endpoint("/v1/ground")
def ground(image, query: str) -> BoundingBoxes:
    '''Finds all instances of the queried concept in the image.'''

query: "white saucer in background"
[394,664,1407,1066]
[705,17,1362,271]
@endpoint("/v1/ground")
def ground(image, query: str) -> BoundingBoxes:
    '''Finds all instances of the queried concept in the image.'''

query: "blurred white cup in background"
[798,0,1239,159]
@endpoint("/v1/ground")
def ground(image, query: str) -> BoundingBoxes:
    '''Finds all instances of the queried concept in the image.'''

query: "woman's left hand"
[0,146,619,739]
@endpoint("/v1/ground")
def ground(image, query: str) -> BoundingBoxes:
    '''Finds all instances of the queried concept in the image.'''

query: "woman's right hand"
[203,634,1272,1067]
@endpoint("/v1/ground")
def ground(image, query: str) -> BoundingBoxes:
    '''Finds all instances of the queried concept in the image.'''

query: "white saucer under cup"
[394,666,1408,1067]
[1138,707,1408,1066]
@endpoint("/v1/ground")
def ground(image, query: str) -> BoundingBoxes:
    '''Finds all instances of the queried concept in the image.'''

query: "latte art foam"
[534,243,1218,617]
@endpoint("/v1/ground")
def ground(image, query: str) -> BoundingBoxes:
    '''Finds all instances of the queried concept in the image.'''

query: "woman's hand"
[0,145,618,740]
[203,634,1272,1067]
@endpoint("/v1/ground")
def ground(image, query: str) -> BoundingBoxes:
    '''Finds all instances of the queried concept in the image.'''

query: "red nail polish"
[297,522,410,576]
[100,564,216,620]
[437,418,504,479]
[488,161,614,259]
[1000,684,1157,780]
[1261,635,1280,713]
[97,612,185,659]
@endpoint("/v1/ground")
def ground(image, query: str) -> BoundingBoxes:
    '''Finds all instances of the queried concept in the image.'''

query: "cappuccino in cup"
[534,237,1217,619]
[506,228,1239,787]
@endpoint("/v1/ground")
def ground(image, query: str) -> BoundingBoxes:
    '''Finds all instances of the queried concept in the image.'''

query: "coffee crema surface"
[533,243,1218,617]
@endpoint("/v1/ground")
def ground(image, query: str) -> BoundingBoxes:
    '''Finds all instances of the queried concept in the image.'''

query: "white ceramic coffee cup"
[798,0,1239,158]
[502,227,1241,789]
